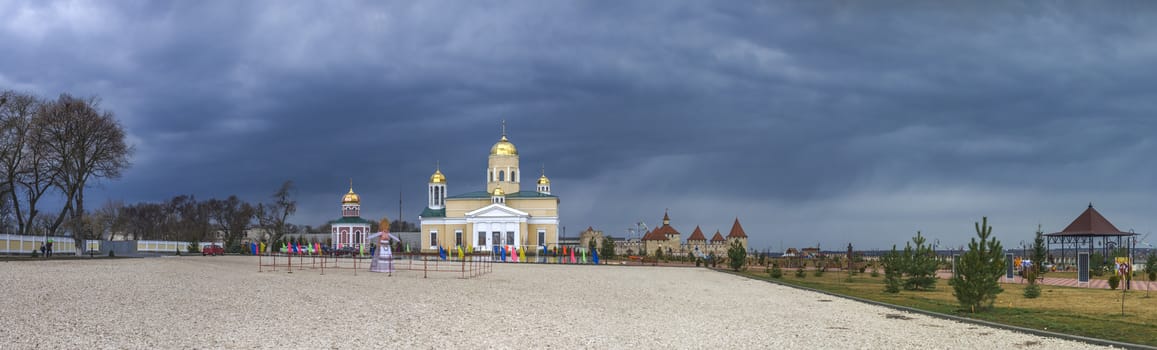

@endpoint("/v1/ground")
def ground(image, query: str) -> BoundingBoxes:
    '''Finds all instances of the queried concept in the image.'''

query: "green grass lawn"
[738,268,1157,346]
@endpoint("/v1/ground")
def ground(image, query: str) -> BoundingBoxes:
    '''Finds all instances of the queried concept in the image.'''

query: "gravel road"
[0,256,1113,349]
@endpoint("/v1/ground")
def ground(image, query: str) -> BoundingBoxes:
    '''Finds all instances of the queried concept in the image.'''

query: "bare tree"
[90,200,125,240]
[34,94,132,252]
[0,90,32,203]
[0,192,13,233]
[256,181,296,252]
[121,202,164,241]
[0,90,54,235]
[172,195,212,242]
[207,195,254,250]
[79,200,122,242]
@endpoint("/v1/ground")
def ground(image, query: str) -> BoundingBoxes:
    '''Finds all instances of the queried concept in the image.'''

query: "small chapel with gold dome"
[419,123,560,253]
[330,181,373,248]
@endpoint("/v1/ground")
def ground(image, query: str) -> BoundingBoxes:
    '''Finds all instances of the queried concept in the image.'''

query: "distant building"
[613,211,749,258]
[578,227,606,249]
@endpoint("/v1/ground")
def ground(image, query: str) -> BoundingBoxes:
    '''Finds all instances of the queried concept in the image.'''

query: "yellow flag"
[458,246,464,259]
[259,242,266,254]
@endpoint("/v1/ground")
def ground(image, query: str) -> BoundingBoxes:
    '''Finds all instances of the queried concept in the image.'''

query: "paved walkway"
[934,271,1157,291]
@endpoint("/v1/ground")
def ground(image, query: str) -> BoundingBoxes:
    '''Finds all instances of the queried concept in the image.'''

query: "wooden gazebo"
[1045,204,1136,268]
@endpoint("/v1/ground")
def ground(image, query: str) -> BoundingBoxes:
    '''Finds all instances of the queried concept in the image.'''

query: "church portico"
[467,204,529,251]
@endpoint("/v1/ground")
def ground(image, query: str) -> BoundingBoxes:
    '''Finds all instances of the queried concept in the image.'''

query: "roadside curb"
[716,269,1155,350]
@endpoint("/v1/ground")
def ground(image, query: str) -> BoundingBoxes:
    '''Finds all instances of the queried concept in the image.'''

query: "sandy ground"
[0,256,1113,349]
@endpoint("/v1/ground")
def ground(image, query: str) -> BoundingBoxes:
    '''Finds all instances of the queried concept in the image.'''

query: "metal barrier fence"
[256,251,493,279]
[391,252,492,279]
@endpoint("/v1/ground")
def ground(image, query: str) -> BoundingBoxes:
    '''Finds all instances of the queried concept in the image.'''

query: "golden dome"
[537,174,550,185]
[492,187,505,196]
[490,135,518,156]
[430,169,446,183]
[342,187,360,204]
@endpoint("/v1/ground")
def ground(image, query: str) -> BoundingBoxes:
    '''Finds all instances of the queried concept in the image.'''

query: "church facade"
[418,125,560,253]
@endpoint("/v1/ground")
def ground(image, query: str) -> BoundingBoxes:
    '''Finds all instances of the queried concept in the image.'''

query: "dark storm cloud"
[4,1,1157,249]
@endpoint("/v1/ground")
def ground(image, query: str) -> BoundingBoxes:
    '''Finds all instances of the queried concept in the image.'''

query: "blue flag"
[438,246,447,260]
[593,247,599,264]
[500,246,507,261]
[250,243,257,255]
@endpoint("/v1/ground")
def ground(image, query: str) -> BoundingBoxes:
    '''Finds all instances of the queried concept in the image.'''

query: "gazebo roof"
[1045,204,1135,237]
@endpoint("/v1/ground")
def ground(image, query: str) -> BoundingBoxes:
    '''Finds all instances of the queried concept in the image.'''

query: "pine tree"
[600,237,616,260]
[1024,226,1047,298]
[1090,251,1106,277]
[1145,253,1156,298]
[769,262,783,278]
[881,245,902,293]
[950,217,1005,312]
[728,240,747,271]
[1030,225,1047,277]
[903,231,939,291]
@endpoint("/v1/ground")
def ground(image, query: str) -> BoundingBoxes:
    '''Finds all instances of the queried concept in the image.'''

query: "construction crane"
[624,221,649,241]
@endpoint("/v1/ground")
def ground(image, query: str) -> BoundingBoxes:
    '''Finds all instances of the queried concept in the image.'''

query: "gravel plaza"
[2,256,1112,349]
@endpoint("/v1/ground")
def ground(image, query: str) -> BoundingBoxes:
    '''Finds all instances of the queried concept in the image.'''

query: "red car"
[202,245,224,256]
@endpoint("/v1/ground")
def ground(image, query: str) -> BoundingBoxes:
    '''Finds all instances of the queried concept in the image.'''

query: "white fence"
[0,234,99,255]
[0,234,222,255]
[135,240,223,253]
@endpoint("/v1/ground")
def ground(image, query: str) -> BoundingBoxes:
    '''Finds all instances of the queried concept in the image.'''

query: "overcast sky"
[4,1,1157,250]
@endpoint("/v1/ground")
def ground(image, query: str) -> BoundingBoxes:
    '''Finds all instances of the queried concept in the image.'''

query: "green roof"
[446,191,557,199]
[419,207,446,218]
[331,216,373,225]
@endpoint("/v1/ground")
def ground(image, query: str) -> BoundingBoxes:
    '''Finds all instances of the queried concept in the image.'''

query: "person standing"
[46,239,53,257]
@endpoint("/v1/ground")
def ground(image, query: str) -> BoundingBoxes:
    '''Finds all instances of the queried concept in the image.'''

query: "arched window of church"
[511,170,517,182]
[498,170,505,182]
